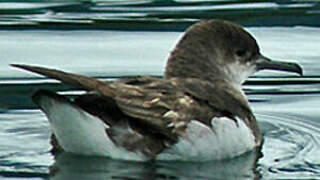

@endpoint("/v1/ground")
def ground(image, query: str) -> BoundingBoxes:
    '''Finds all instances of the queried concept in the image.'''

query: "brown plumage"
[11,19,302,160]
[12,64,253,154]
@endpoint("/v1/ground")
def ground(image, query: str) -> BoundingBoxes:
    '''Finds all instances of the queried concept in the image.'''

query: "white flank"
[37,94,147,161]
[157,117,256,161]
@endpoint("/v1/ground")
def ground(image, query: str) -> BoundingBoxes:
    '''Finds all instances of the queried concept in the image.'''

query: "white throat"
[224,61,256,87]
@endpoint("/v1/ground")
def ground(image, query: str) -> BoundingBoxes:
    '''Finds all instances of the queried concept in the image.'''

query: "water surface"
[1,0,320,179]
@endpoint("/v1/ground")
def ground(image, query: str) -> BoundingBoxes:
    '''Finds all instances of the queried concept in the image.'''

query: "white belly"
[157,117,256,161]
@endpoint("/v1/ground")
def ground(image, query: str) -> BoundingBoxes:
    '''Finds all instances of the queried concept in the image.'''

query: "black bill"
[256,55,303,76]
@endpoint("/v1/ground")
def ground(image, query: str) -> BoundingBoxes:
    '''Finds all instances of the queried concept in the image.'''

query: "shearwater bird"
[11,19,303,161]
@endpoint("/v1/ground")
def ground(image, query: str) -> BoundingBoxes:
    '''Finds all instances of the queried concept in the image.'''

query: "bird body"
[12,19,302,161]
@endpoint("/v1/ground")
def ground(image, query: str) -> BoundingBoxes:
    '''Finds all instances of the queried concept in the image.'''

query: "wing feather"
[11,64,251,137]
[11,64,115,97]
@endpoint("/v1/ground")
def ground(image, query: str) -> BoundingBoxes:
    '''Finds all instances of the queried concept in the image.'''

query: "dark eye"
[236,50,247,57]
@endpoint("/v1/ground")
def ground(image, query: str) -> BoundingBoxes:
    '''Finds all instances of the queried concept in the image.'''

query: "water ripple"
[0,0,319,30]
[257,114,320,178]
[0,110,52,178]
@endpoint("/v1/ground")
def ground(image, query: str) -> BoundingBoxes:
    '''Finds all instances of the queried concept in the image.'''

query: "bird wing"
[172,77,253,123]
[12,64,263,158]
[11,65,215,139]
[11,64,253,140]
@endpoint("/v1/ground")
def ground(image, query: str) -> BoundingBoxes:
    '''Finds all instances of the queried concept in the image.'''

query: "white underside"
[157,117,256,161]
[39,95,256,162]
[38,95,147,161]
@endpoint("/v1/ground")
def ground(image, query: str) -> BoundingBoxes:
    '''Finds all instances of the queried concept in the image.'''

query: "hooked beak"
[256,55,303,76]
